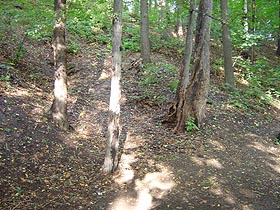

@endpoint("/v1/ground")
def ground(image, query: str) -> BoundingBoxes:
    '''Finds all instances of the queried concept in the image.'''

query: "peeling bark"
[103,0,122,174]
[174,0,212,133]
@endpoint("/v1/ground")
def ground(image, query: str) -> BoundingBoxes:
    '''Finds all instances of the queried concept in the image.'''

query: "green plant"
[123,23,140,51]
[0,73,12,82]
[67,39,80,54]
[12,34,27,64]
[0,63,14,90]
[275,138,280,145]
[185,117,199,132]
[140,63,160,86]
[168,78,179,92]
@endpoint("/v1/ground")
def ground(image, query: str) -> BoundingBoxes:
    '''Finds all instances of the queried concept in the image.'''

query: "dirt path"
[0,43,280,210]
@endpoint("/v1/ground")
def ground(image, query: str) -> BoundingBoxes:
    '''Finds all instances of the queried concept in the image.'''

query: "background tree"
[221,0,234,87]
[242,0,249,33]
[276,0,280,56]
[174,0,213,133]
[51,0,69,130]
[175,0,184,37]
[249,0,256,63]
[140,0,151,64]
[103,0,123,173]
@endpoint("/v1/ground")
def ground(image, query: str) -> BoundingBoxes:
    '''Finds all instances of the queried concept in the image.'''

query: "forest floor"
[0,38,280,210]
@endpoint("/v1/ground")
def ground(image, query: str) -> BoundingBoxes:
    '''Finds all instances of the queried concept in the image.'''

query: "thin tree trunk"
[51,0,69,130]
[242,0,249,33]
[250,0,256,63]
[176,0,196,97]
[140,0,151,64]
[175,0,184,37]
[276,0,280,56]
[159,0,166,23]
[221,0,235,87]
[174,0,213,133]
[103,0,122,174]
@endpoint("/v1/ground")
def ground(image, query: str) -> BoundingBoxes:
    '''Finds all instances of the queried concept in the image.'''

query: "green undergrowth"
[228,57,280,111]
[0,0,184,56]
[134,62,178,105]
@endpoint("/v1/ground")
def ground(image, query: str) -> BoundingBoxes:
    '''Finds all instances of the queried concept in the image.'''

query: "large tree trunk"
[51,0,69,130]
[164,0,196,123]
[140,0,151,64]
[174,0,212,133]
[221,0,235,87]
[103,0,122,174]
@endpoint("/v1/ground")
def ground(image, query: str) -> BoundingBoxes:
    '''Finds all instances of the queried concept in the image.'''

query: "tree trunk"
[140,0,151,64]
[250,0,256,63]
[51,0,69,130]
[177,0,196,97]
[174,0,212,133]
[175,0,184,37]
[221,0,235,87]
[103,0,122,174]
[276,0,280,56]
[242,0,249,33]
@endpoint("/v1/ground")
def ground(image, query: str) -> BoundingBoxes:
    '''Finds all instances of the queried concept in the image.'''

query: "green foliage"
[140,62,177,86]
[137,61,177,105]
[0,1,54,41]
[185,117,199,132]
[67,0,112,44]
[13,35,27,64]
[275,138,280,145]
[212,58,223,72]
[161,62,176,74]
[231,30,264,50]
[140,63,160,86]
[238,58,280,99]
[1,0,113,45]
[0,63,14,71]
[168,77,179,92]
[122,23,140,51]
[228,84,275,111]
[150,30,184,52]
[0,73,12,82]
[67,39,80,54]
[0,63,14,91]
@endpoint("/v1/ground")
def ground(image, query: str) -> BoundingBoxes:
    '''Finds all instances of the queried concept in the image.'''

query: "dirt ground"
[0,40,280,210]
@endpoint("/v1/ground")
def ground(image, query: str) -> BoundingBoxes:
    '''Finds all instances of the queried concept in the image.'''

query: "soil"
[0,38,280,210]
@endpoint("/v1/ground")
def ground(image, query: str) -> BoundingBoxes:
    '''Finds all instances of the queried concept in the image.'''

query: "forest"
[0,0,280,209]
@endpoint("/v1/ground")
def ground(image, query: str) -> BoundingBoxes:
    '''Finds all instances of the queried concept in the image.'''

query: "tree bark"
[103,0,122,174]
[174,0,212,133]
[175,0,184,37]
[250,0,256,63]
[221,0,235,87]
[176,0,196,97]
[276,0,280,56]
[242,0,249,33]
[140,0,151,64]
[51,0,69,130]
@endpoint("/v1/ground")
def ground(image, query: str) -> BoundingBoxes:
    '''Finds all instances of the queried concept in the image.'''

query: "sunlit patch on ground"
[191,155,224,169]
[109,164,175,210]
